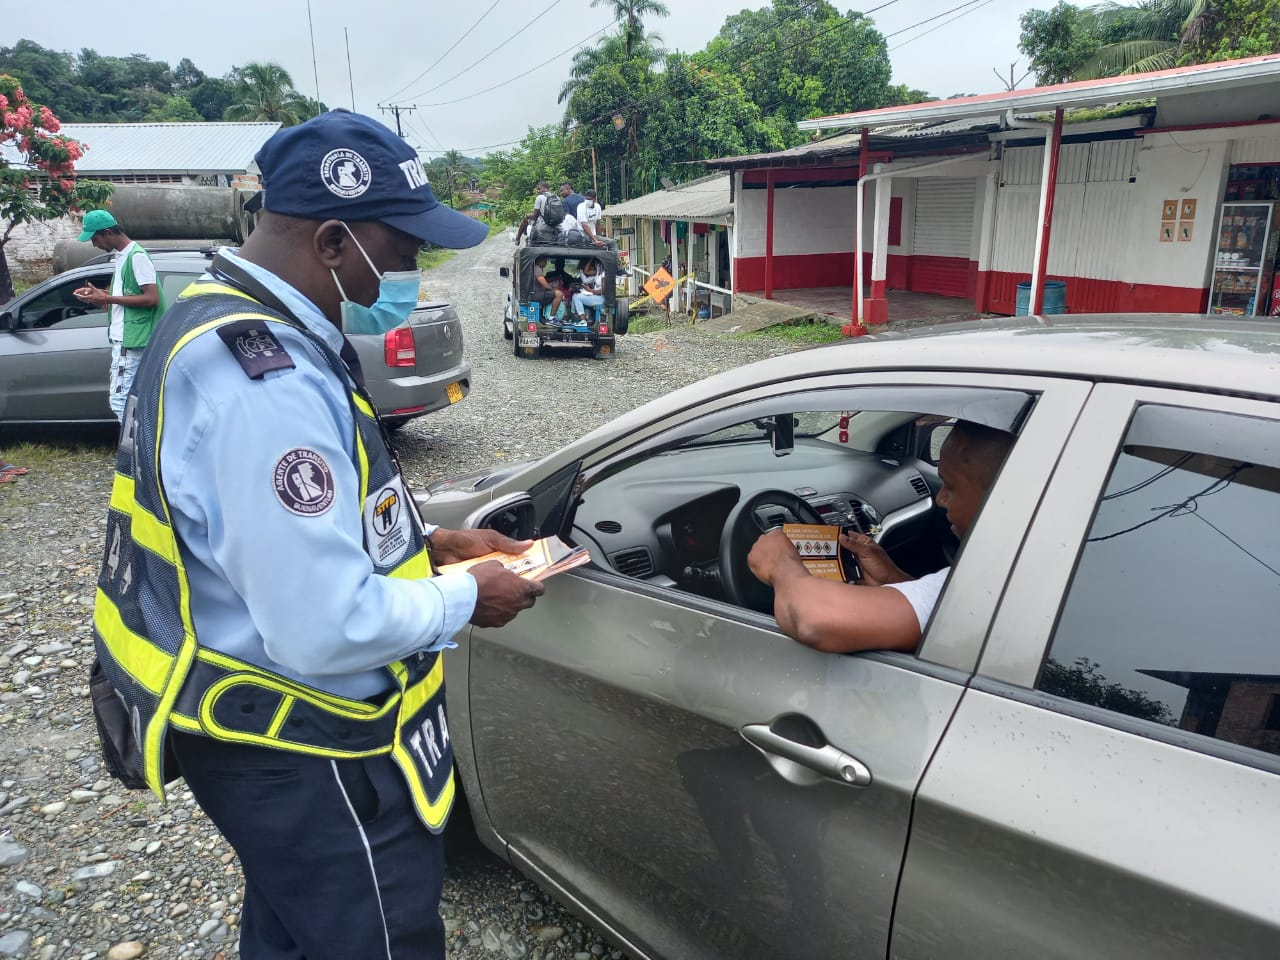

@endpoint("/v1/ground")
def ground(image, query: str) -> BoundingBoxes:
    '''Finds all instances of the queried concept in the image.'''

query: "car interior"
[6,269,194,333]
[560,389,1032,616]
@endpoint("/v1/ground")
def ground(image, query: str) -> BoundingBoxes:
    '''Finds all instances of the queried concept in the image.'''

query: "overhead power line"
[422,0,972,156]
[888,0,1000,51]
[415,19,620,109]
[384,0,506,103]
[392,0,566,104]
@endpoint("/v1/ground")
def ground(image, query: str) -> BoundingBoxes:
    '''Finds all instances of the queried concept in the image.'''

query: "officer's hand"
[468,561,544,628]
[430,528,533,564]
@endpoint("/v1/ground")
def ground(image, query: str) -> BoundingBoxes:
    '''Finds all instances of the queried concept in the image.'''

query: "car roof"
[698,314,1280,404]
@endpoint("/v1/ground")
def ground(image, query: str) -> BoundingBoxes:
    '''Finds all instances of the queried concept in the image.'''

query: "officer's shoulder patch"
[216,319,296,380]
[273,448,335,516]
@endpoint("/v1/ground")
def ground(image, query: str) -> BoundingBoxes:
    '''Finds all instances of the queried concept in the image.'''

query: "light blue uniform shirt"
[158,251,477,699]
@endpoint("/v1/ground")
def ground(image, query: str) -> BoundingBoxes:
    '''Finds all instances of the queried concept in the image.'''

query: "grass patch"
[417,246,459,272]
[627,313,691,335]
[0,441,97,468]
[736,320,845,344]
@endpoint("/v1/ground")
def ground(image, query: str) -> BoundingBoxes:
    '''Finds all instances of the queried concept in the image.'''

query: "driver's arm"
[748,529,920,654]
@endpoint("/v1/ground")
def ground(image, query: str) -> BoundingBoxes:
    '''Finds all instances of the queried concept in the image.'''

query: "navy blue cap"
[253,110,488,249]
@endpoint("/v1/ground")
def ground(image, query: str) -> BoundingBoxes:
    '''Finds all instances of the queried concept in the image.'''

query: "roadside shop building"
[600,173,734,315]
[705,54,1280,331]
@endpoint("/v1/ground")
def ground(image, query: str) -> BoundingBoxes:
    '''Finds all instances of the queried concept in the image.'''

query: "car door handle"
[740,721,873,788]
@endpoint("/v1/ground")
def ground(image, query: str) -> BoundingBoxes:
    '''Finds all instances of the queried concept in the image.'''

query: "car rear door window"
[1040,404,1280,759]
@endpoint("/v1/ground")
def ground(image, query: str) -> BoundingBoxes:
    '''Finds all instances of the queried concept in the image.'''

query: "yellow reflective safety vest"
[92,274,456,833]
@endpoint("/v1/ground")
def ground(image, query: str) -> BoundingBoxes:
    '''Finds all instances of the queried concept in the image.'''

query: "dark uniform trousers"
[172,730,445,960]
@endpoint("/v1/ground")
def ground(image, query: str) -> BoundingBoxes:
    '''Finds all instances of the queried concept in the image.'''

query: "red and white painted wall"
[731,119,1280,316]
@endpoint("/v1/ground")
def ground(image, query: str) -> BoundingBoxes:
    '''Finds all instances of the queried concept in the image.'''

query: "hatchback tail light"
[384,327,416,368]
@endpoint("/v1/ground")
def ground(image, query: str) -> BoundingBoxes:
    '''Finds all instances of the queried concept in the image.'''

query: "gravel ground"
[0,233,808,960]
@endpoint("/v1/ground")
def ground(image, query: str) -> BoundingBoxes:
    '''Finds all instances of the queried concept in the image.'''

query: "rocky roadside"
[0,233,816,959]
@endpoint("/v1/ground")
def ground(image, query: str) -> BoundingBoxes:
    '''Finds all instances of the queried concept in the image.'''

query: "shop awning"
[601,173,732,225]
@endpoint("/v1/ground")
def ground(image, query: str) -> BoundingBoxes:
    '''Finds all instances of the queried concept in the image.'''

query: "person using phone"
[74,210,165,423]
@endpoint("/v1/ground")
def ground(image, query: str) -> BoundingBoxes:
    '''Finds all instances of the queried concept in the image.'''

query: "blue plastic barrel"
[1015,280,1067,316]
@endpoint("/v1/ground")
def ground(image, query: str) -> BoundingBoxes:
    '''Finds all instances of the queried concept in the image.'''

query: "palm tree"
[428,150,469,208]
[1074,0,1211,78]
[223,62,311,126]
[589,0,670,60]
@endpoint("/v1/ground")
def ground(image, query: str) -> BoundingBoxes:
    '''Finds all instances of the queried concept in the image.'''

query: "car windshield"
[686,413,843,445]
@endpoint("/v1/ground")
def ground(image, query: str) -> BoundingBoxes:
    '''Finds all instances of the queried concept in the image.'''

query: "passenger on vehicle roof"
[576,189,611,249]
[531,255,566,322]
[560,181,587,227]
[514,180,551,245]
[747,420,1014,653]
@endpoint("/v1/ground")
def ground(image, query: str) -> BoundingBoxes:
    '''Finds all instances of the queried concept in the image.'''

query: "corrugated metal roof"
[52,122,281,175]
[799,53,1280,130]
[601,173,732,223]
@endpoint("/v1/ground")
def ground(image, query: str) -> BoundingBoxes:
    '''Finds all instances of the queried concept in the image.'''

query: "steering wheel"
[718,489,824,613]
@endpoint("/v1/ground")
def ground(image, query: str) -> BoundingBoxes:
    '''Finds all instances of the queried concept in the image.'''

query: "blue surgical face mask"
[331,225,422,336]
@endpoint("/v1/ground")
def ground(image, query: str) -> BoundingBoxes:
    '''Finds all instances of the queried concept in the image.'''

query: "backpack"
[542,195,566,227]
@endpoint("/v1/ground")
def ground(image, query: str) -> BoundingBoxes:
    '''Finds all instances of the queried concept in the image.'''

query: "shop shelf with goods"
[1208,202,1280,317]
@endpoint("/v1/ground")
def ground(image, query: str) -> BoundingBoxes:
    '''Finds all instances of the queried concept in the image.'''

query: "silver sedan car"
[0,249,469,428]
[420,315,1279,960]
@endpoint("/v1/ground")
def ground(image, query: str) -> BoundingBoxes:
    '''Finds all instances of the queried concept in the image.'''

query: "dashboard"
[571,436,939,595]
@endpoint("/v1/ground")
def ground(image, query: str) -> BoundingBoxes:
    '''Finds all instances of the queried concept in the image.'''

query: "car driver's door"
[0,271,113,422]
[464,374,1091,960]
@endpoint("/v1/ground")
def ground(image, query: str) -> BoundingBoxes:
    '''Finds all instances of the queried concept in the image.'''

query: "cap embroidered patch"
[273,448,336,516]
[320,148,371,198]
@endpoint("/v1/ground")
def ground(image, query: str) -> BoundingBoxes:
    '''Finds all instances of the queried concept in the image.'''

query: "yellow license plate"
[445,381,464,404]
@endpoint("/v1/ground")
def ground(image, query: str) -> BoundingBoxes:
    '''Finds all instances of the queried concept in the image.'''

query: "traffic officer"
[91,110,543,960]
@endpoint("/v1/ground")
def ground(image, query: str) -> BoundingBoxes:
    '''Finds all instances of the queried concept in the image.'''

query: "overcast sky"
[8,0,1031,157]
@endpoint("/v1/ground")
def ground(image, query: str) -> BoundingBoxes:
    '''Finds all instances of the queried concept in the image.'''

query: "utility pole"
[378,104,416,138]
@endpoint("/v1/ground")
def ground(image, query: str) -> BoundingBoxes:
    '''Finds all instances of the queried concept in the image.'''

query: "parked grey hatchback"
[419,314,1280,960]
[0,248,469,428]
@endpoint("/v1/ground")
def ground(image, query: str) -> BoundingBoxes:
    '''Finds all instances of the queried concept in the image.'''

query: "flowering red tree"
[0,74,113,303]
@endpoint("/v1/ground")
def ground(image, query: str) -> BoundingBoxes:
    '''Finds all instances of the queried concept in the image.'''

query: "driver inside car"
[747,421,1014,654]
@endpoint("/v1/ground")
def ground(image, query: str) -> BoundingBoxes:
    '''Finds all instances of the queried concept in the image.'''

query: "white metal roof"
[799,53,1280,131]
[601,173,732,224]
[51,122,281,175]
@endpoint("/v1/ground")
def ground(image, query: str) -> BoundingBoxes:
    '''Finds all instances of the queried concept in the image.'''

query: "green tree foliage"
[0,75,113,302]
[148,95,203,122]
[1181,0,1280,61]
[1018,2,1104,83]
[1039,657,1175,725]
[224,62,315,126]
[702,0,893,136]
[639,54,786,179]
[484,125,575,225]
[426,150,470,209]
[1018,0,1276,84]
[589,0,671,60]
[0,41,315,125]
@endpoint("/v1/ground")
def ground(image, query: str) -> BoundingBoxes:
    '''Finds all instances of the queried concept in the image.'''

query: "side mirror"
[0,311,12,332]
[921,421,954,465]
[499,266,510,278]
[770,414,795,458]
